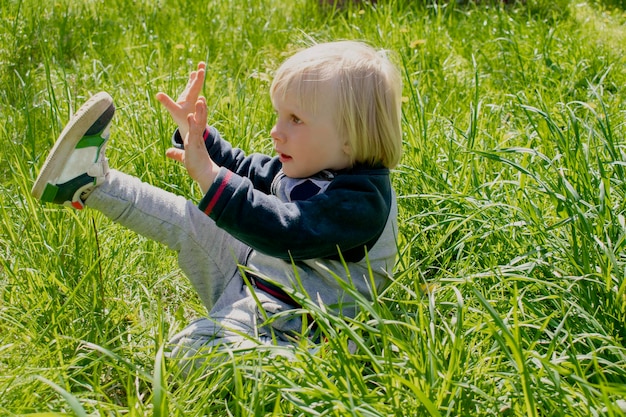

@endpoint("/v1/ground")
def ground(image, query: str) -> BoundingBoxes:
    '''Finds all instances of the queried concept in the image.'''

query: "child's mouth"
[278,152,292,163]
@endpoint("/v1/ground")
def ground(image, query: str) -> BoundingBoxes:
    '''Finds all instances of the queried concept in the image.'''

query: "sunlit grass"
[1,0,625,415]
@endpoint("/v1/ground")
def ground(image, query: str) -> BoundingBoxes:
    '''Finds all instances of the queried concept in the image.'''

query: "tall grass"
[1,0,625,415]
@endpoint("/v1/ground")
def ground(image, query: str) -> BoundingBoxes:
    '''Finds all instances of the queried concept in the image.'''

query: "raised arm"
[156,62,207,162]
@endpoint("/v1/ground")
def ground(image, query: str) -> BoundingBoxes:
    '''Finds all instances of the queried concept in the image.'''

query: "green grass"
[1,0,625,415]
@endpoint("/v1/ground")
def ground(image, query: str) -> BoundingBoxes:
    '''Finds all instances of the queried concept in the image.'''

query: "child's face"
[271,90,351,178]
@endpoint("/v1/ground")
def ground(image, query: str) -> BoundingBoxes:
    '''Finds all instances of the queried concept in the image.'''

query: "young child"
[31,40,403,369]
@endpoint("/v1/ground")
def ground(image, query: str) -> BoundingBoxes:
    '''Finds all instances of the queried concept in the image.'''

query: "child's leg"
[167,274,299,374]
[85,171,297,373]
[167,276,263,370]
[31,92,248,310]
[85,169,250,310]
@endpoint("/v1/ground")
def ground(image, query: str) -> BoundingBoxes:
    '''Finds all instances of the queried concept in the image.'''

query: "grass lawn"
[1,0,625,415]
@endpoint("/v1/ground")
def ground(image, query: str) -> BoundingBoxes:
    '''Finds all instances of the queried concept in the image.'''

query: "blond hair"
[270,41,403,169]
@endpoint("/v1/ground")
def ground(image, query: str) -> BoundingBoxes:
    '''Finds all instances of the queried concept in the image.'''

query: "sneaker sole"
[31,92,115,200]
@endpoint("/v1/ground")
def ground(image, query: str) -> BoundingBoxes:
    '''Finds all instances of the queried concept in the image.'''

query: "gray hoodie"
[176,127,398,315]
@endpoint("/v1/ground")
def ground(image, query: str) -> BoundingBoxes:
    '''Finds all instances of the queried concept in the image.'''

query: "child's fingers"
[181,68,205,102]
[189,71,205,100]
[186,115,203,149]
[195,97,208,123]
[165,147,184,163]
[155,92,177,112]
[187,98,208,142]
[178,71,196,100]
[187,112,198,139]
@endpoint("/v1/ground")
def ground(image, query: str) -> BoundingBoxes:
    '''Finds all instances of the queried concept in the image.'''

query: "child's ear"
[342,141,352,156]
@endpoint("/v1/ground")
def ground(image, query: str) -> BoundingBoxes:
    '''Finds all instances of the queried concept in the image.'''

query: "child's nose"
[270,125,284,143]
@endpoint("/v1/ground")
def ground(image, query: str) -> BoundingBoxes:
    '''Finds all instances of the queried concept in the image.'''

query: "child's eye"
[291,115,302,124]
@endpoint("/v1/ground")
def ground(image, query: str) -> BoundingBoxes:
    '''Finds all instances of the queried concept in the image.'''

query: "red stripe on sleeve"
[203,170,233,216]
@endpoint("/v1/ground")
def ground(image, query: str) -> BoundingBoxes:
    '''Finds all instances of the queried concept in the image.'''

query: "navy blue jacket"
[177,127,398,312]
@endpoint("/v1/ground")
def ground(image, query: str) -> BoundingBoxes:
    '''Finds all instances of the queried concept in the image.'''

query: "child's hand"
[156,62,206,140]
[166,97,219,194]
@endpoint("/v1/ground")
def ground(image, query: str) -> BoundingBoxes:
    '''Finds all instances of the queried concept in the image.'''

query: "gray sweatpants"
[86,170,299,369]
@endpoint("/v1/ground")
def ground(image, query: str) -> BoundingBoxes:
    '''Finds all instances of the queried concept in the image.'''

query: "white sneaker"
[31,92,115,209]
